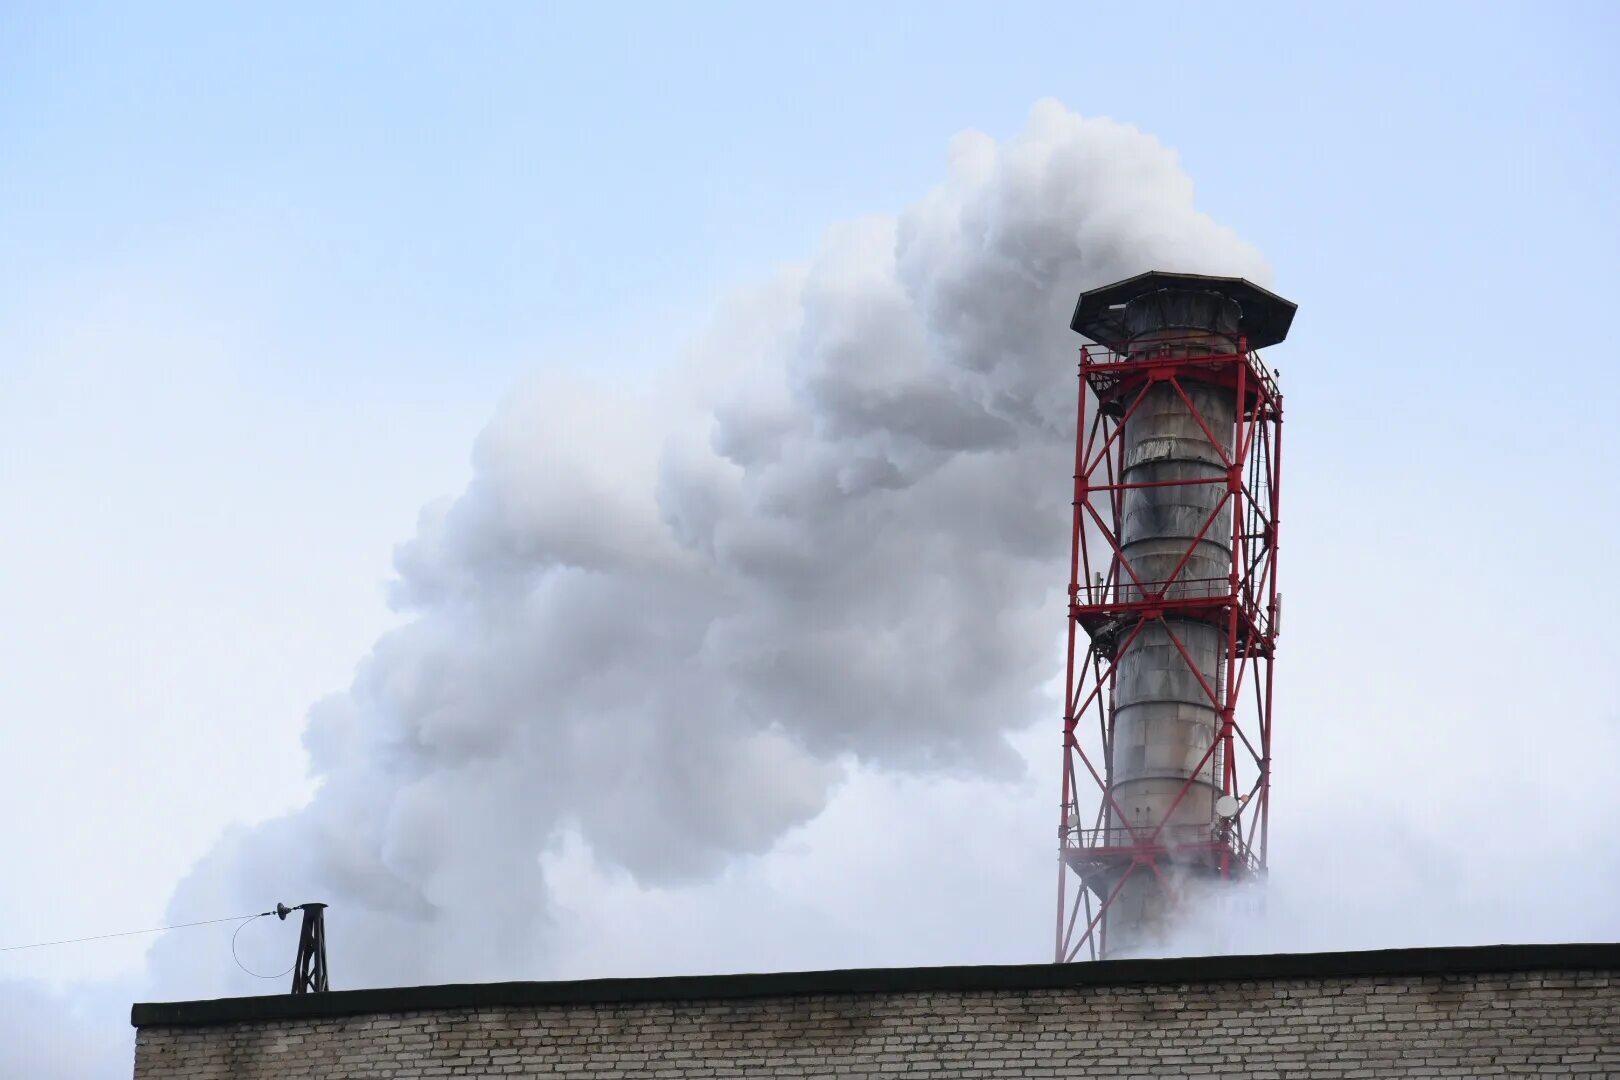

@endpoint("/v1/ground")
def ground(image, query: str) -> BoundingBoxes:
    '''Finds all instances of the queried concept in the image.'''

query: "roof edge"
[132,942,1620,1028]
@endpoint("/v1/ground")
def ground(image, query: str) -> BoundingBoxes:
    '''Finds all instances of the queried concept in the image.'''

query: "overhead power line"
[0,910,277,954]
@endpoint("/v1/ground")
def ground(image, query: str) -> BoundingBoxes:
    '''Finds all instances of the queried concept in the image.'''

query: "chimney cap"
[1070,271,1296,350]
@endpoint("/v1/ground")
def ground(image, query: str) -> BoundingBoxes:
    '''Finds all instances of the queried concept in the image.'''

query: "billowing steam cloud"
[152,100,1268,990]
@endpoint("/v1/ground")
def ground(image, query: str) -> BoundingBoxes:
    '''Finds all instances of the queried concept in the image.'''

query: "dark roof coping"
[132,942,1619,1028]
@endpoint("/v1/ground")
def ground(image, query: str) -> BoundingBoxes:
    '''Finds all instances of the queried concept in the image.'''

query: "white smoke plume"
[150,99,1268,992]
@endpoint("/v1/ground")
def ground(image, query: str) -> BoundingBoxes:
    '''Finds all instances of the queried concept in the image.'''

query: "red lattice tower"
[1056,272,1296,961]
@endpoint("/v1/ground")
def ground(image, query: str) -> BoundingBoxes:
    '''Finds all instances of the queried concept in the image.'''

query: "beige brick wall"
[135,969,1618,1078]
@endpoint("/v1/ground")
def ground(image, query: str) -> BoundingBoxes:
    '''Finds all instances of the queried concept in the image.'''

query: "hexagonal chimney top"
[1070,271,1297,350]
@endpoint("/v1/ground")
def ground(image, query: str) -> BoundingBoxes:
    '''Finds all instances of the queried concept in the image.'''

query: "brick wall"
[132,945,1620,1078]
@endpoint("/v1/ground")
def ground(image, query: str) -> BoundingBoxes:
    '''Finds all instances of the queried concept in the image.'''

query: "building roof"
[131,942,1620,1028]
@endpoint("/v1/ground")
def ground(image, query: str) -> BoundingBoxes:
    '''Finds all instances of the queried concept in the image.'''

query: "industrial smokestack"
[1059,272,1295,960]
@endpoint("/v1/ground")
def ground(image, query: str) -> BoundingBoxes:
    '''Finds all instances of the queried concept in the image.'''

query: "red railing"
[1080,334,1280,410]
[1074,574,1235,606]
[1064,824,1261,874]
[1073,575,1276,639]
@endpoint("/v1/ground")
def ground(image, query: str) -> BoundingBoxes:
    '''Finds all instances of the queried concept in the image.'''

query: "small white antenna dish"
[1065,812,1082,831]
[1214,794,1240,820]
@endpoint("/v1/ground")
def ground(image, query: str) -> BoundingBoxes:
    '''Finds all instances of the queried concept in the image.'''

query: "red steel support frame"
[1055,335,1283,962]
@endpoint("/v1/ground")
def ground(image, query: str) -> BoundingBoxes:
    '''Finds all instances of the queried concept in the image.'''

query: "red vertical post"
[1055,359,1087,962]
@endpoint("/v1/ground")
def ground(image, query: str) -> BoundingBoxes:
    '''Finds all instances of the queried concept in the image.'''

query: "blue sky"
[2,3,1619,1075]
[9,2,1616,390]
